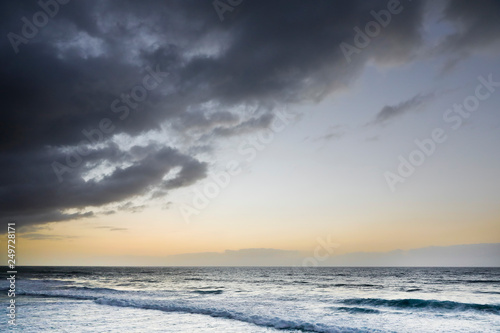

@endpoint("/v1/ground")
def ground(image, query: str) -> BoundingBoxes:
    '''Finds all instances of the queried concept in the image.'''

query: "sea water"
[1,267,499,332]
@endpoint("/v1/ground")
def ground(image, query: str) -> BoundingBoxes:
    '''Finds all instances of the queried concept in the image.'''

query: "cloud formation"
[369,93,435,125]
[439,0,500,62]
[1,0,499,227]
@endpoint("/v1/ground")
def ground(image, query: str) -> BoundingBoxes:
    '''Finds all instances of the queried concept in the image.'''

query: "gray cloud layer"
[1,0,499,227]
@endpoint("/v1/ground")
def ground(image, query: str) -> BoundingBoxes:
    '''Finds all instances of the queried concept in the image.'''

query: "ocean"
[2,267,499,332]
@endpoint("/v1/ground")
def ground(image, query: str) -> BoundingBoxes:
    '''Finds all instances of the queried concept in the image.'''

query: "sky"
[1,0,499,266]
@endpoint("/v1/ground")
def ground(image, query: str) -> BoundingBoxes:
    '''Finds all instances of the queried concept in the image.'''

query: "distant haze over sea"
[26,243,498,267]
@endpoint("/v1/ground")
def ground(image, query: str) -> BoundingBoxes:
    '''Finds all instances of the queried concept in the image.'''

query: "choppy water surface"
[2,267,499,332]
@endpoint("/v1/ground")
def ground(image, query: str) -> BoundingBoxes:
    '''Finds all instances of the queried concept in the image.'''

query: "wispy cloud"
[94,226,128,232]
[20,233,79,241]
[118,202,147,213]
[315,131,345,142]
[368,93,435,125]
[307,125,346,142]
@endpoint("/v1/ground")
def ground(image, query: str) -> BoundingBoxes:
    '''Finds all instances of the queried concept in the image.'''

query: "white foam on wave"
[94,297,381,333]
[15,281,381,333]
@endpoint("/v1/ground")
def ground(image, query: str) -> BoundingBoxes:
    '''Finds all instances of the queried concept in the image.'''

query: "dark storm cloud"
[2,0,498,227]
[7,210,95,228]
[440,0,500,54]
[436,0,500,73]
[209,113,274,138]
[173,111,240,131]
[1,144,207,226]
